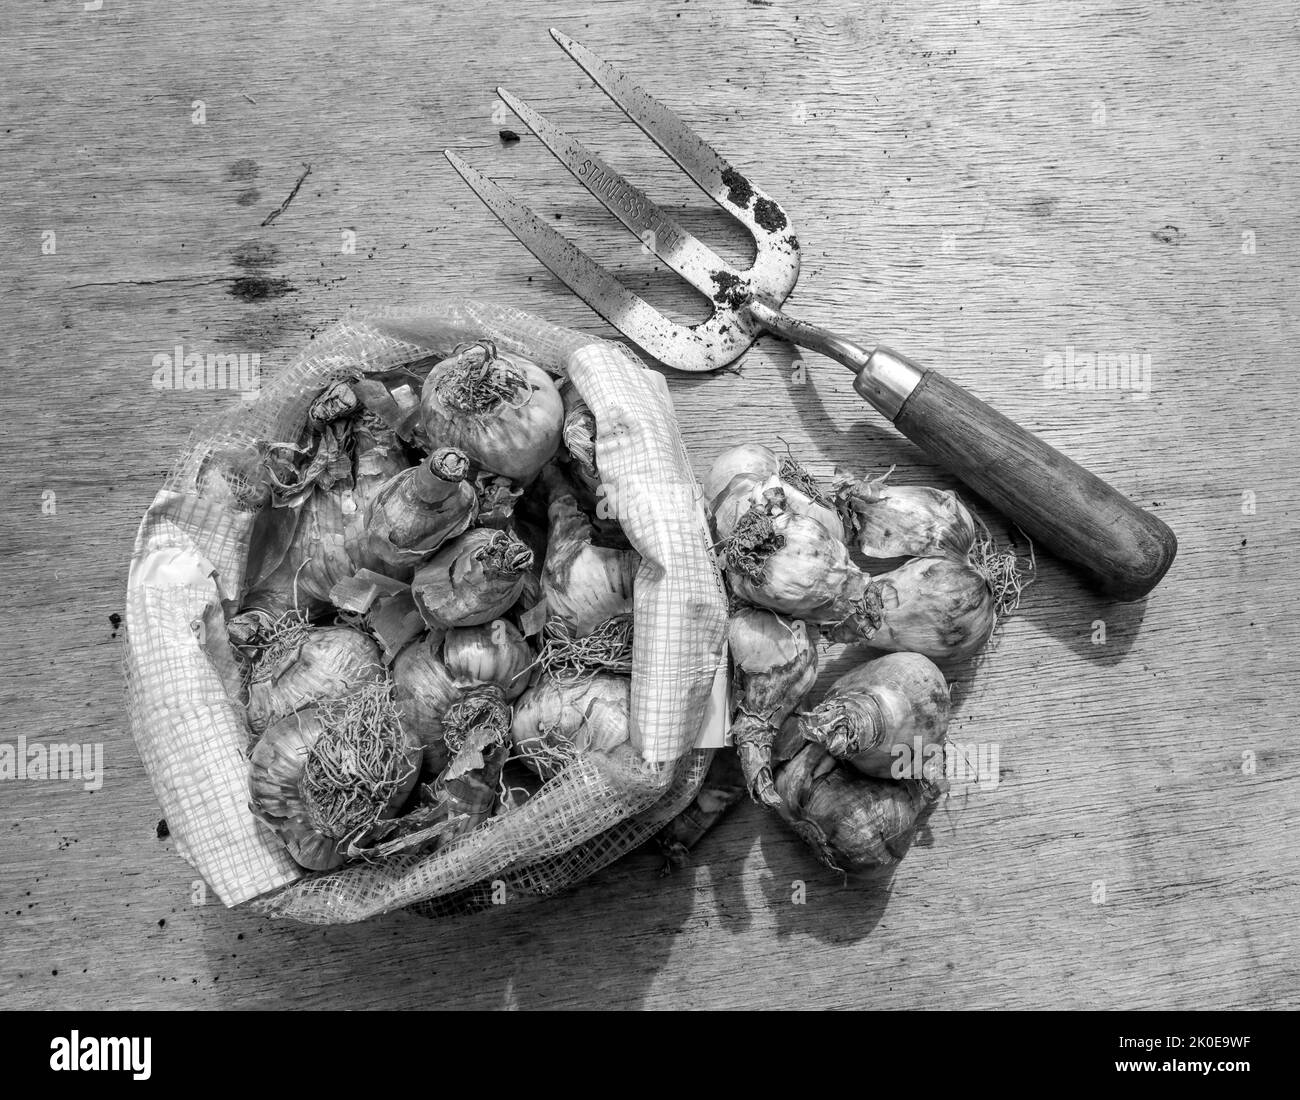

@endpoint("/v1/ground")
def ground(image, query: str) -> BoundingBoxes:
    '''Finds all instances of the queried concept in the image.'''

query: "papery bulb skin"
[834,556,995,662]
[443,619,532,701]
[307,379,361,425]
[473,470,523,529]
[412,527,534,631]
[835,474,976,560]
[228,609,276,657]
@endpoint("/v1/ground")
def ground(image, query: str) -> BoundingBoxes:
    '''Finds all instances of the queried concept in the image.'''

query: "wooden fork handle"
[742,303,1176,600]
[860,352,1177,601]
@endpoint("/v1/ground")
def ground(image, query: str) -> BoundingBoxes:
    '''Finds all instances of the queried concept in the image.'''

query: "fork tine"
[550,28,729,197]
[443,150,736,371]
[496,85,738,296]
[549,27,793,236]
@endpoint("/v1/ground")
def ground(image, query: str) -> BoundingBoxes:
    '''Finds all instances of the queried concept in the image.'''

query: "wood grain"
[1,0,1298,1010]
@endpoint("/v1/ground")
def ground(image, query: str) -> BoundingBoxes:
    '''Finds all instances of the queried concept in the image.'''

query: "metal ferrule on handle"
[746,301,923,419]
[853,346,926,421]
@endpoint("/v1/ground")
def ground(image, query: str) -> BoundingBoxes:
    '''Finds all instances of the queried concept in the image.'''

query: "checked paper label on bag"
[692,494,731,750]
[693,649,731,749]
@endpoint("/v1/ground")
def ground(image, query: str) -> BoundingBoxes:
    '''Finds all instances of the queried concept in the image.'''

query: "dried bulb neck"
[413,449,465,496]
[410,449,469,503]
[437,343,525,414]
[806,691,884,757]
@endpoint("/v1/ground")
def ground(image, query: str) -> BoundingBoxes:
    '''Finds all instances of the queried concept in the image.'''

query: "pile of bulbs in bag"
[232,339,664,870]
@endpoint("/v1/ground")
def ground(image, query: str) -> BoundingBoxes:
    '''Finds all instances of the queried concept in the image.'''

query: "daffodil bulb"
[775,743,933,874]
[722,490,878,633]
[833,556,996,662]
[509,672,631,781]
[247,483,353,617]
[248,685,422,870]
[432,685,514,845]
[541,482,638,638]
[391,633,459,775]
[443,619,533,701]
[800,653,950,785]
[726,607,818,807]
[420,341,563,482]
[344,414,413,573]
[246,623,383,736]
[364,447,478,572]
[412,527,534,631]
[706,443,845,542]
[702,442,780,503]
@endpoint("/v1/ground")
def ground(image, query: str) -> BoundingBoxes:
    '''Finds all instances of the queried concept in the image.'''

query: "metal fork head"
[443,28,800,373]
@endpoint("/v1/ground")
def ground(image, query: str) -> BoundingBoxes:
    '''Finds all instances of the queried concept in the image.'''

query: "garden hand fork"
[445,29,1177,601]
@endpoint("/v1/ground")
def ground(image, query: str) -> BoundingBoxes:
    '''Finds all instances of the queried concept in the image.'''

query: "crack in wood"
[260,163,313,227]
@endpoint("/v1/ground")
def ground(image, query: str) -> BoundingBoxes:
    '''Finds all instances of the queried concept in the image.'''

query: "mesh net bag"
[124,301,728,924]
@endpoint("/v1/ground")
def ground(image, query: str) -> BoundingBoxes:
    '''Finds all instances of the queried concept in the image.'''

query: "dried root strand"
[333,608,369,633]
[248,609,312,683]
[968,521,1036,623]
[300,683,416,842]
[778,453,832,507]
[513,734,580,779]
[496,772,533,813]
[537,614,634,683]
[434,341,528,414]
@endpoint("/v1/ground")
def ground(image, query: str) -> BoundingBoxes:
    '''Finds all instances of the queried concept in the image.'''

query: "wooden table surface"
[3,0,1297,1011]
